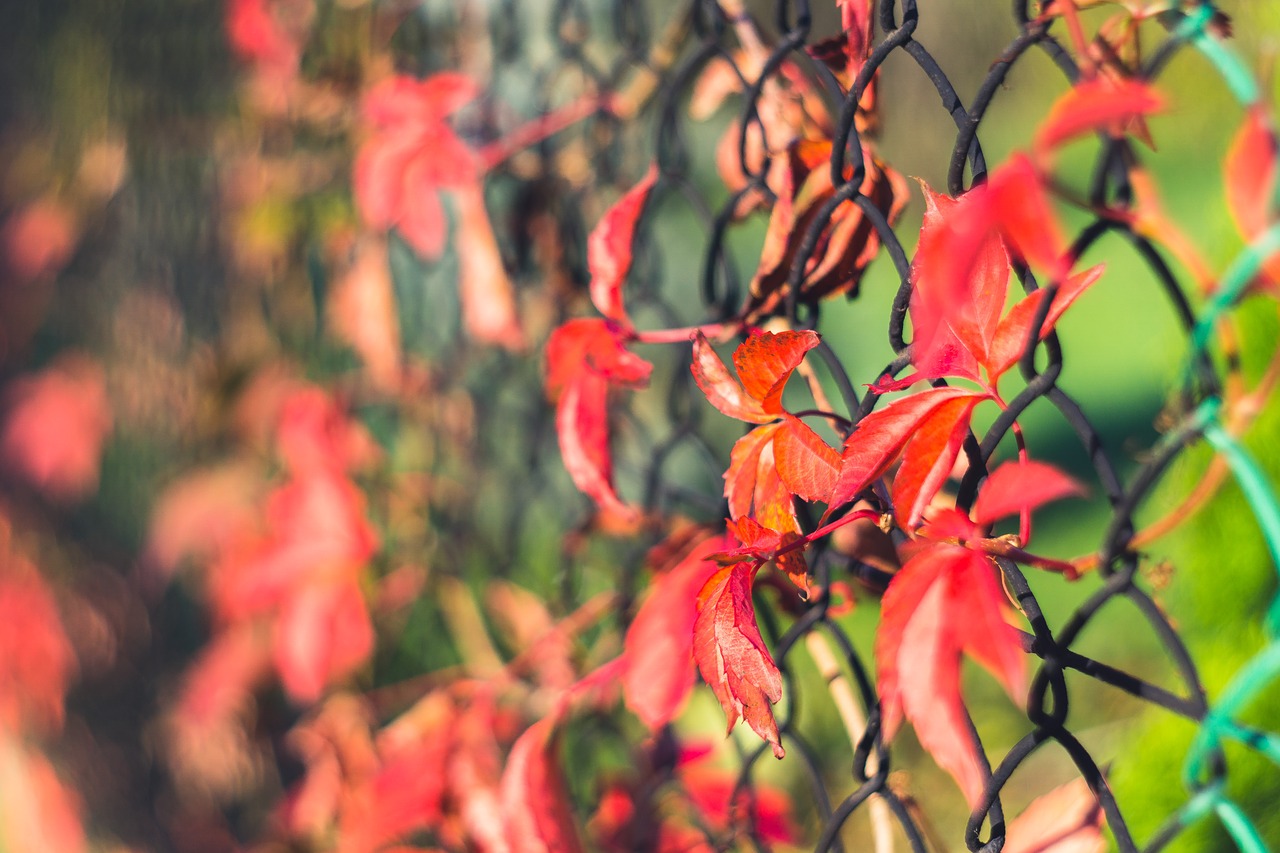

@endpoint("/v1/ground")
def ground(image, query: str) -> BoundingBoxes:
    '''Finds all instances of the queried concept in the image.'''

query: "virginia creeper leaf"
[972,460,1086,529]
[773,414,841,503]
[724,423,783,521]
[622,533,727,731]
[987,265,1104,382]
[891,394,984,529]
[691,333,773,424]
[829,386,989,512]
[1035,77,1165,154]
[693,562,785,759]
[588,165,659,327]
[876,546,1026,808]
[731,329,821,415]
[555,374,633,521]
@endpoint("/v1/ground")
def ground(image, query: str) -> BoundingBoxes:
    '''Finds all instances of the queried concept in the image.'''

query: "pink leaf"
[1004,777,1106,853]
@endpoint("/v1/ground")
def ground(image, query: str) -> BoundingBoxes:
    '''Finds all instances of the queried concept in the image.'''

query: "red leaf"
[731,329,821,414]
[910,182,1010,376]
[1225,107,1278,240]
[876,546,1025,808]
[972,460,1086,529]
[273,577,374,703]
[693,563,784,758]
[691,333,773,424]
[680,764,801,846]
[773,415,840,503]
[545,319,651,399]
[501,718,586,853]
[891,394,984,529]
[546,320,653,519]
[588,165,659,327]
[0,560,77,734]
[1,355,112,504]
[723,423,782,521]
[838,0,875,68]
[829,387,989,511]
[1004,777,1106,853]
[987,265,1104,381]
[721,516,784,560]
[987,155,1070,279]
[454,183,526,350]
[1035,77,1165,154]
[555,374,632,521]
[622,534,728,731]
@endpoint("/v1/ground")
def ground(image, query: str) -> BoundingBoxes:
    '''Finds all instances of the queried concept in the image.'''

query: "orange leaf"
[588,165,659,328]
[876,546,1025,808]
[693,563,784,758]
[691,332,773,424]
[724,423,783,521]
[731,329,820,414]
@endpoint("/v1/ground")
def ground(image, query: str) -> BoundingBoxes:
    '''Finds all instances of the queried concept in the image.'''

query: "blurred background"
[0,0,1278,850]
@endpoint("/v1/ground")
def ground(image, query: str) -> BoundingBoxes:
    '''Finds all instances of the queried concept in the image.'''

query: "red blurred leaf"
[589,165,659,327]
[972,460,1086,529]
[773,414,840,503]
[829,386,989,512]
[0,354,112,504]
[987,155,1070,279]
[876,546,1026,808]
[731,329,821,414]
[546,320,653,520]
[987,265,1104,381]
[0,558,76,734]
[0,735,87,853]
[545,318,651,397]
[838,0,875,68]
[454,183,527,350]
[693,562,784,759]
[354,73,482,261]
[1004,777,1106,853]
[910,181,1009,379]
[1,198,78,282]
[891,393,985,529]
[1226,107,1278,239]
[724,423,782,521]
[691,333,773,424]
[680,763,801,846]
[1035,77,1165,154]
[274,577,374,703]
[328,238,402,391]
[622,533,728,731]
[501,718,586,853]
